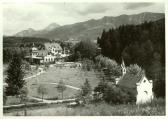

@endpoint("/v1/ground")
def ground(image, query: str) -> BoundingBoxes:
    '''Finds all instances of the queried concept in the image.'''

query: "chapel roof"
[118,70,146,89]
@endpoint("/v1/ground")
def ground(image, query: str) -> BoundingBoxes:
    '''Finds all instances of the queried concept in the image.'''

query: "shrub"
[103,85,135,104]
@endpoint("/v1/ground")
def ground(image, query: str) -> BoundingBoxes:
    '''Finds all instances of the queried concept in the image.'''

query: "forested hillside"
[97,18,165,80]
[3,36,50,48]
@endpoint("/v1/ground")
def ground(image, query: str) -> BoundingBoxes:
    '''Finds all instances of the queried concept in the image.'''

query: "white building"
[44,42,63,56]
[25,42,70,64]
[43,54,55,63]
[136,76,153,104]
[116,60,153,105]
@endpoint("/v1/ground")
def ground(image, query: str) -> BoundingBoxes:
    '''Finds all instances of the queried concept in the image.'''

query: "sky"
[3,2,164,35]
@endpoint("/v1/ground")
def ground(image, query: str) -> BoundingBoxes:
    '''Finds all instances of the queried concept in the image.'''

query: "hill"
[14,12,164,41]
[15,23,60,37]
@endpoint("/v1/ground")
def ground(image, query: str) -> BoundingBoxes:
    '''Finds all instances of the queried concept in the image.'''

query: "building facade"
[25,42,69,64]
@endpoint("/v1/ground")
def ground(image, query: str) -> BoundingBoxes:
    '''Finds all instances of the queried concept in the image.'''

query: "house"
[43,53,55,63]
[44,42,63,55]
[25,44,54,64]
[25,42,70,64]
[116,60,153,104]
[25,44,44,64]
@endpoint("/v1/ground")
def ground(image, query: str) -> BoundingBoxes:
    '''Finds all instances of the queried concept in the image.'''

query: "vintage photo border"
[0,0,167,118]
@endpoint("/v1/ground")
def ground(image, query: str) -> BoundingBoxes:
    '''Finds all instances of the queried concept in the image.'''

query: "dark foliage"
[3,48,28,63]
[97,19,165,97]
[103,85,136,104]
[81,79,92,96]
[74,39,97,60]
[153,78,165,98]
[5,52,26,96]
[3,36,49,48]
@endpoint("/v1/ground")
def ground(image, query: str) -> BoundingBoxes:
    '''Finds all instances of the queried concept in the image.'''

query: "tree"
[81,78,92,96]
[3,88,7,105]
[19,86,28,116]
[153,78,165,98]
[126,64,142,75]
[5,52,25,96]
[103,85,134,104]
[97,19,165,87]
[74,39,97,60]
[75,51,81,61]
[94,78,108,94]
[57,80,66,99]
[37,84,47,101]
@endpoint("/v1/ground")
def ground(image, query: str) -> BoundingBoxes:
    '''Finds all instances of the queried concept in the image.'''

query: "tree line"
[97,19,165,82]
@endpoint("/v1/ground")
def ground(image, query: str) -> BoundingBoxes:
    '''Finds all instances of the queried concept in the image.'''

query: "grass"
[4,96,40,106]
[26,66,101,99]
[27,83,80,99]
[4,98,165,116]
[4,64,102,104]
[34,66,100,88]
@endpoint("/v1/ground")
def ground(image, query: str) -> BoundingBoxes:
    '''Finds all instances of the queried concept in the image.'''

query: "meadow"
[26,66,101,99]
[4,98,165,116]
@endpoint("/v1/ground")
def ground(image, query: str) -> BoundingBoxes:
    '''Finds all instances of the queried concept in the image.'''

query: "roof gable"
[37,50,48,57]
[118,70,145,89]
[44,43,62,51]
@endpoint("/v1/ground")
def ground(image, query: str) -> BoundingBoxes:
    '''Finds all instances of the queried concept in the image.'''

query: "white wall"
[136,76,153,104]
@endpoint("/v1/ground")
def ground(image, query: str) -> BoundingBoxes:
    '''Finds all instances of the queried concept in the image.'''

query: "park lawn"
[36,66,101,88]
[27,83,80,100]
[26,66,101,99]
[4,98,165,116]
[4,96,40,106]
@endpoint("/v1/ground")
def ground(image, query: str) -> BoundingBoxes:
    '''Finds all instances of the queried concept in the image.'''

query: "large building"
[25,42,70,64]
[44,42,63,55]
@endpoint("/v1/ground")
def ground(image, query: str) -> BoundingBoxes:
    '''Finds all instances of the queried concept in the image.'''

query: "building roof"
[117,70,146,96]
[118,70,145,89]
[44,42,62,51]
[37,50,48,57]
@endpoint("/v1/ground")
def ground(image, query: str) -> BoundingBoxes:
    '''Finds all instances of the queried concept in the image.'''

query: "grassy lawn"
[26,66,101,99]
[4,96,40,106]
[27,83,80,99]
[4,98,165,116]
[34,67,100,88]
[4,64,102,103]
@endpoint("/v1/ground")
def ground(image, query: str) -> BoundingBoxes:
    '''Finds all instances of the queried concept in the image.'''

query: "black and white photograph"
[2,2,165,116]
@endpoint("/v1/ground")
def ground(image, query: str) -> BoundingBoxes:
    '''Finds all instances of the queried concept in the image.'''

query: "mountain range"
[14,12,164,42]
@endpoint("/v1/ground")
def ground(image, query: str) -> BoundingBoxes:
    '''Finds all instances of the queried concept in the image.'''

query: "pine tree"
[81,78,92,96]
[5,53,25,96]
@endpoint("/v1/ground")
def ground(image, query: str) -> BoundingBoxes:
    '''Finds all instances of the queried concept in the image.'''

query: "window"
[144,91,148,94]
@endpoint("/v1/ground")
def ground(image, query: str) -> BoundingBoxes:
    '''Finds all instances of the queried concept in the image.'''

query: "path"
[39,82,81,90]
[3,96,77,109]
[28,96,77,104]
[3,70,45,86]
[24,70,45,80]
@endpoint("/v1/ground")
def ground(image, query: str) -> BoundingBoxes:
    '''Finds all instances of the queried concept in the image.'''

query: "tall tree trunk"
[24,103,27,116]
[42,93,43,101]
[62,91,63,99]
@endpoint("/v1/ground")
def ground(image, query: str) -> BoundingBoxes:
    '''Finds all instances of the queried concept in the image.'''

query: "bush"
[103,85,135,104]
[95,55,122,76]
[81,59,95,71]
